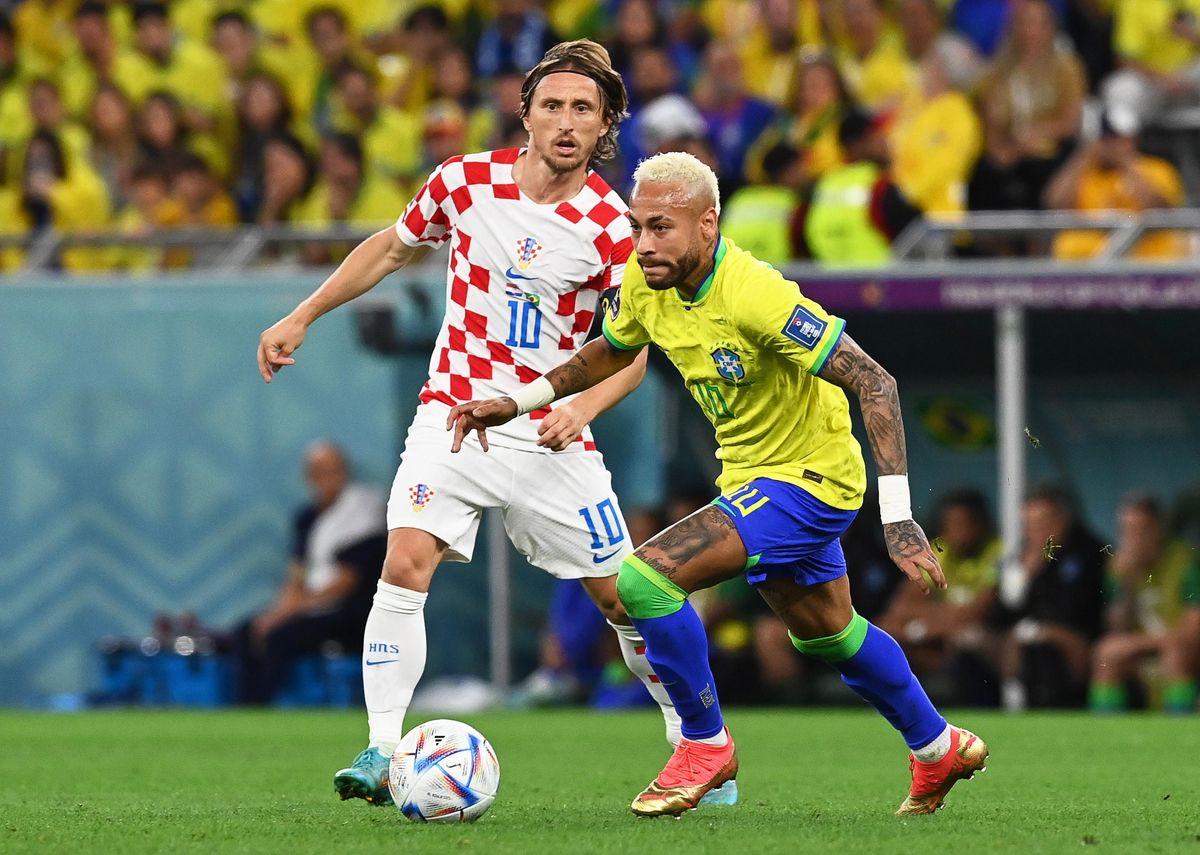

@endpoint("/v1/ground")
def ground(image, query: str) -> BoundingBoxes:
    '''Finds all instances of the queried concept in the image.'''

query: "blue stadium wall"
[1,278,1198,705]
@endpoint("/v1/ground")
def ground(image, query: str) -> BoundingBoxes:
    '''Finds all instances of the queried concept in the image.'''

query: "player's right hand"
[257,315,307,383]
[446,398,519,453]
[883,519,947,595]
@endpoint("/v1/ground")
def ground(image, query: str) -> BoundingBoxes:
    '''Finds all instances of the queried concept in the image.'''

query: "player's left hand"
[447,397,519,453]
[536,401,591,451]
[883,519,947,595]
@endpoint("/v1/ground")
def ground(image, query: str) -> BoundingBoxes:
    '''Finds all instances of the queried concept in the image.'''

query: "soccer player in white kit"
[256,40,687,807]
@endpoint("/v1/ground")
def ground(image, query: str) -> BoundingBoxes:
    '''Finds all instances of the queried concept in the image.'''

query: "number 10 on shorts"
[578,498,626,550]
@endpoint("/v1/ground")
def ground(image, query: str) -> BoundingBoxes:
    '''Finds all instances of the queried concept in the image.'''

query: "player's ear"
[701,206,718,239]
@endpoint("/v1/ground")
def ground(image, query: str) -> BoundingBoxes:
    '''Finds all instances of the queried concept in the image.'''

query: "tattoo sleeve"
[817,334,907,476]
[543,337,638,399]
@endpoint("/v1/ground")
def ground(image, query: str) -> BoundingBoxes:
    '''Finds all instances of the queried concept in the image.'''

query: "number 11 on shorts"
[578,498,626,550]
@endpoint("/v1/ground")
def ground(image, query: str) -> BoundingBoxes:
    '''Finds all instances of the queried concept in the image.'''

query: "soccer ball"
[388,719,500,823]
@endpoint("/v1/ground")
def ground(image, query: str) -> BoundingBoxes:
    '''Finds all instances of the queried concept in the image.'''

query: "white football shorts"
[386,420,632,579]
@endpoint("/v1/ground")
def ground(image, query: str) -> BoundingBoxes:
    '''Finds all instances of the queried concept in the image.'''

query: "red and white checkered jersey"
[394,148,633,451]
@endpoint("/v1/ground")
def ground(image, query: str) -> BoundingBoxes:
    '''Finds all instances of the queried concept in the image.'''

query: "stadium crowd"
[1,0,1198,271]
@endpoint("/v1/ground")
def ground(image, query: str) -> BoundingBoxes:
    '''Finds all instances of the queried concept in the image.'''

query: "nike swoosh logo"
[505,267,536,280]
[592,549,622,564]
[365,659,400,666]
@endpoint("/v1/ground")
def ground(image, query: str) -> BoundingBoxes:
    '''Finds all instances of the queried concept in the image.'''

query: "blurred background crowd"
[3,0,1200,271]
[522,481,1200,715]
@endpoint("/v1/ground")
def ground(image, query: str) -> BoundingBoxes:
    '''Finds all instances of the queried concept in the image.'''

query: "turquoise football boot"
[333,747,393,806]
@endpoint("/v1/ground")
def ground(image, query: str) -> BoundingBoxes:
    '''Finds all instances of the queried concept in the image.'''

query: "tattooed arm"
[447,337,641,451]
[818,334,947,593]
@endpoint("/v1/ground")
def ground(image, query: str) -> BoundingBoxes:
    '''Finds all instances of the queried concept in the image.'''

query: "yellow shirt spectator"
[12,0,77,78]
[0,136,111,273]
[293,172,398,226]
[1114,0,1200,75]
[891,91,981,215]
[839,34,918,113]
[1052,146,1186,261]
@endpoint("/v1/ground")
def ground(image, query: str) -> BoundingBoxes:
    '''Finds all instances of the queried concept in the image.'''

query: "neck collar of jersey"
[678,234,726,304]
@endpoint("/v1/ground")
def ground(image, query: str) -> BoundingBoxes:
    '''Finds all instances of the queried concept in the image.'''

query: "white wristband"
[508,376,556,416]
[878,474,912,525]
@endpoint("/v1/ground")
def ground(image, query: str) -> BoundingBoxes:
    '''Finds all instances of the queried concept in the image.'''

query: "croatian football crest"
[409,484,435,512]
[782,305,828,350]
[711,347,745,382]
[513,237,543,271]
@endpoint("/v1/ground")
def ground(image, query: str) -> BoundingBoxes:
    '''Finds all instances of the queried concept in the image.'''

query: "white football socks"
[912,723,953,763]
[609,621,683,746]
[364,580,428,755]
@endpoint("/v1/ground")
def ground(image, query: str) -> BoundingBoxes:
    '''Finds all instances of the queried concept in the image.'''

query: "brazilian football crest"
[711,347,745,382]
[514,236,543,271]
[409,483,435,512]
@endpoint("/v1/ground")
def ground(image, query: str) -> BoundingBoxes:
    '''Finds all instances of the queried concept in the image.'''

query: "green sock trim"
[1089,682,1127,713]
[1164,680,1197,713]
[745,553,762,571]
[616,555,687,619]
[789,611,869,662]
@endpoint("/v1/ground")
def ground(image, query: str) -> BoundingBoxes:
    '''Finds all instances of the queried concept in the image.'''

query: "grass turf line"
[1,709,1197,854]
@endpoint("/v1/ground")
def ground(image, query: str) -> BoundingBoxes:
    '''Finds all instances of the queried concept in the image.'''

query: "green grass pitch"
[2,708,1197,853]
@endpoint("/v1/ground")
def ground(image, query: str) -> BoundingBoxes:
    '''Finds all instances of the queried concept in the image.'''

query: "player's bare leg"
[579,575,684,747]
[334,528,446,806]
[614,506,747,816]
[758,575,988,815]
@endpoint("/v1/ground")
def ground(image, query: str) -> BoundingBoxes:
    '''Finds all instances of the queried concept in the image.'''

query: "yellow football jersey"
[603,236,865,510]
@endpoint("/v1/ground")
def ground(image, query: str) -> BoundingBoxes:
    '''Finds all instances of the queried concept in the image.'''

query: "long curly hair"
[519,39,629,164]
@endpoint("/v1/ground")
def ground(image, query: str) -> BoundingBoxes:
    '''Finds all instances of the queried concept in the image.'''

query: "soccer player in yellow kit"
[449,151,988,818]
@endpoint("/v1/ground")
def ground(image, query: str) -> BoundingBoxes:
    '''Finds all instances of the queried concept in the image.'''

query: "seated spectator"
[374,5,455,113]
[211,9,297,115]
[173,153,237,227]
[0,129,110,272]
[1045,106,1188,261]
[745,51,850,188]
[969,0,1085,212]
[615,44,684,185]
[429,45,493,155]
[897,0,984,93]
[136,90,228,183]
[23,77,92,177]
[792,106,922,266]
[995,485,1105,709]
[115,2,229,144]
[293,133,397,263]
[233,441,386,705]
[475,0,558,79]
[60,2,133,123]
[720,143,803,267]
[256,133,314,226]
[736,0,816,108]
[1103,0,1200,128]
[690,40,777,190]
[109,161,184,272]
[835,0,918,113]
[0,14,30,155]
[890,45,982,216]
[880,489,1001,706]
[304,6,367,136]
[606,0,698,86]
[1090,493,1200,713]
[330,62,421,183]
[86,83,140,213]
[231,73,302,221]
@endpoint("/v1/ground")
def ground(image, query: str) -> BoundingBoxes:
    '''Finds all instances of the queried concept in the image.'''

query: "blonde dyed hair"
[631,151,721,217]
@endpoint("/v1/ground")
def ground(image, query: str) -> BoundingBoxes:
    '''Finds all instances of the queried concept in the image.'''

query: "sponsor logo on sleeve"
[782,305,828,350]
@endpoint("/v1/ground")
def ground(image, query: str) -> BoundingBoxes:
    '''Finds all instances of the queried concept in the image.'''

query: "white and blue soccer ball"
[388,719,500,823]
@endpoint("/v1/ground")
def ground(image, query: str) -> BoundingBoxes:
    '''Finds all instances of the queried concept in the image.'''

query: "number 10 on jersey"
[506,299,542,348]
